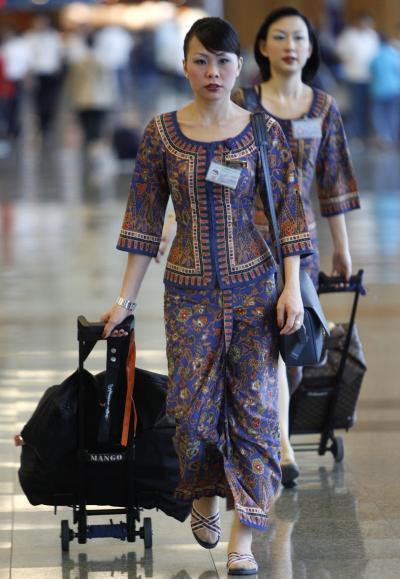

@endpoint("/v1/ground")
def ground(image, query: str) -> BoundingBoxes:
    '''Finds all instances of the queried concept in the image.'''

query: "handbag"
[251,112,330,367]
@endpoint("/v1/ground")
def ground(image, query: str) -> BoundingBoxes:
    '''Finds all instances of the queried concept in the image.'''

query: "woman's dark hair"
[254,6,320,83]
[183,17,241,59]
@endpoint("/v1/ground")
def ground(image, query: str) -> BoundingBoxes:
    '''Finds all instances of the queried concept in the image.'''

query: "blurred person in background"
[0,36,15,157]
[1,28,29,142]
[336,11,379,143]
[66,32,117,162]
[24,14,64,140]
[369,33,400,149]
[232,6,360,488]
[94,25,134,102]
[154,6,206,92]
[64,23,92,65]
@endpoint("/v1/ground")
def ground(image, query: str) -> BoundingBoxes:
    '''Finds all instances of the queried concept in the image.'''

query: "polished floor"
[1,84,400,578]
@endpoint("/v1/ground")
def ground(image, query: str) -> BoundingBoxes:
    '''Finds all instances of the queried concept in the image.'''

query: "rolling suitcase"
[18,315,190,552]
[289,270,367,463]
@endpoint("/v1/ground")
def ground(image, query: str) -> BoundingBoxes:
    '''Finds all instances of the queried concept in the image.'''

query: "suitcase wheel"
[60,519,73,552]
[127,512,136,542]
[331,436,344,463]
[140,517,152,549]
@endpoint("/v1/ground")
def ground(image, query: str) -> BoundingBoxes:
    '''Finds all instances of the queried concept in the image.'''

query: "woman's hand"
[101,305,131,339]
[328,214,352,281]
[277,285,304,335]
[332,247,352,280]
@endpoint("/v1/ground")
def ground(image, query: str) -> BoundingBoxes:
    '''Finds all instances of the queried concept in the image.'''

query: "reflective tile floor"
[1,85,400,578]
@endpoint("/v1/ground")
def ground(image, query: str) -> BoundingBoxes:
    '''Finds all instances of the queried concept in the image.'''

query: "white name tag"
[292,118,322,139]
[205,160,242,190]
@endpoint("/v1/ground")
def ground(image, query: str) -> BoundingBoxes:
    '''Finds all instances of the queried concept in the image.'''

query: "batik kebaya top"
[232,87,360,284]
[117,111,313,289]
[233,87,360,222]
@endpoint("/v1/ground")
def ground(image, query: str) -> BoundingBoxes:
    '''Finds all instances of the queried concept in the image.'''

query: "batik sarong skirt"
[164,273,281,530]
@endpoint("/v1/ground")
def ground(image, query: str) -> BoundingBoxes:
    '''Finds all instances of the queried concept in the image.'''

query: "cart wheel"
[142,517,152,549]
[77,516,87,544]
[127,512,136,543]
[331,436,344,463]
[61,520,72,552]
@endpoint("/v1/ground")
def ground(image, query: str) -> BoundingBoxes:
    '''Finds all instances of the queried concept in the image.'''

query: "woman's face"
[259,16,312,77]
[183,35,242,100]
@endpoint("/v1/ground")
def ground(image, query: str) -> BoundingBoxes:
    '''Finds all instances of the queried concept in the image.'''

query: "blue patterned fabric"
[117,111,313,290]
[164,273,281,530]
[233,87,360,284]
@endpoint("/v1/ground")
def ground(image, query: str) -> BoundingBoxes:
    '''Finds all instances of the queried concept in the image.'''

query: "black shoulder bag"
[251,112,330,367]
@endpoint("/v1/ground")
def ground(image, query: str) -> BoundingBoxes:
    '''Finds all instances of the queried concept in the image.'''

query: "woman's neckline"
[172,110,252,146]
[256,85,317,122]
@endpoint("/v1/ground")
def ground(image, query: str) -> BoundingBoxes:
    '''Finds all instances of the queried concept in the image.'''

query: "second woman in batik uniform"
[232,6,360,487]
[101,17,313,575]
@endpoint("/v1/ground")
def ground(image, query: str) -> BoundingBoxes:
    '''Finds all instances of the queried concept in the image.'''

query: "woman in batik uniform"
[232,6,360,488]
[102,17,313,575]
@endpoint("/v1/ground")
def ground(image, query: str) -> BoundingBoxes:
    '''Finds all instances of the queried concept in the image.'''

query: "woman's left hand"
[277,285,304,335]
[332,248,352,280]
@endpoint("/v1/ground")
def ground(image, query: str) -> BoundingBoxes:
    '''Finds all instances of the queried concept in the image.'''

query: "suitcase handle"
[77,315,134,342]
[318,269,366,296]
[318,269,365,387]
[77,314,137,448]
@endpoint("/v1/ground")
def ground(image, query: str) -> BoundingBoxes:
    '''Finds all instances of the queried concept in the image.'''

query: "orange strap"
[121,332,137,446]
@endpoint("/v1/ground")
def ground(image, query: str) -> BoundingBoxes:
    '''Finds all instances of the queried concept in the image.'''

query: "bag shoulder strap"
[251,112,285,281]
[242,86,260,112]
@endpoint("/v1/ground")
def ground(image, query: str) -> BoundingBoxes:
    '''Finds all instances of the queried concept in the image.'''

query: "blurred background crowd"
[0,0,400,171]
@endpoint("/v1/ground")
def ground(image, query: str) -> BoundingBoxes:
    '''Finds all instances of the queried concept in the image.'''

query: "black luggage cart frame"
[289,269,365,463]
[60,315,152,552]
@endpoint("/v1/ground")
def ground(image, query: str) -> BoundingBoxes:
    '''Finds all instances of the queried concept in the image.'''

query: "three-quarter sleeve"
[117,118,170,257]
[316,97,360,217]
[258,118,313,259]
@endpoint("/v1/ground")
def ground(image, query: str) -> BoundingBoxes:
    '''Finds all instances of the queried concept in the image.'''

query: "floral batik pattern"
[164,273,281,530]
[117,111,313,290]
[233,87,360,285]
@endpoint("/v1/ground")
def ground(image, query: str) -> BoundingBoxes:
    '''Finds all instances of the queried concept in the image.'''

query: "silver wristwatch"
[116,296,137,311]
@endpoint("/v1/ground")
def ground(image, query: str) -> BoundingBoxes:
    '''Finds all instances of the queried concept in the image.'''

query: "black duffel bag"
[18,360,190,522]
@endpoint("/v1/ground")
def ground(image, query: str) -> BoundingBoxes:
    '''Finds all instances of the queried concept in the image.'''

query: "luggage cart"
[60,315,152,552]
[289,270,366,465]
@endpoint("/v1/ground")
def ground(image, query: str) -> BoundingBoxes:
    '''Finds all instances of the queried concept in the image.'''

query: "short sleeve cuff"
[320,191,361,217]
[281,233,314,259]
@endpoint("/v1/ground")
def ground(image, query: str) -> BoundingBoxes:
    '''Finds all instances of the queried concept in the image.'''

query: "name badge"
[205,160,242,190]
[292,118,322,140]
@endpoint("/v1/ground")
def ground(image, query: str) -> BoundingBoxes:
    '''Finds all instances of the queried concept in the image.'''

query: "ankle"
[193,496,219,516]
[280,443,296,464]
[228,513,253,554]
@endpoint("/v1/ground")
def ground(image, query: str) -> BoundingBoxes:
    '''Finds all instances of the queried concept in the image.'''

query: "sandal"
[190,504,221,549]
[227,552,258,576]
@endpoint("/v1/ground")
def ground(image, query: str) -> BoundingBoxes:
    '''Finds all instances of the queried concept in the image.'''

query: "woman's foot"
[227,511,257,575]
[191,496,220,549]
[280,441,299,488]
[281,461,300,488]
